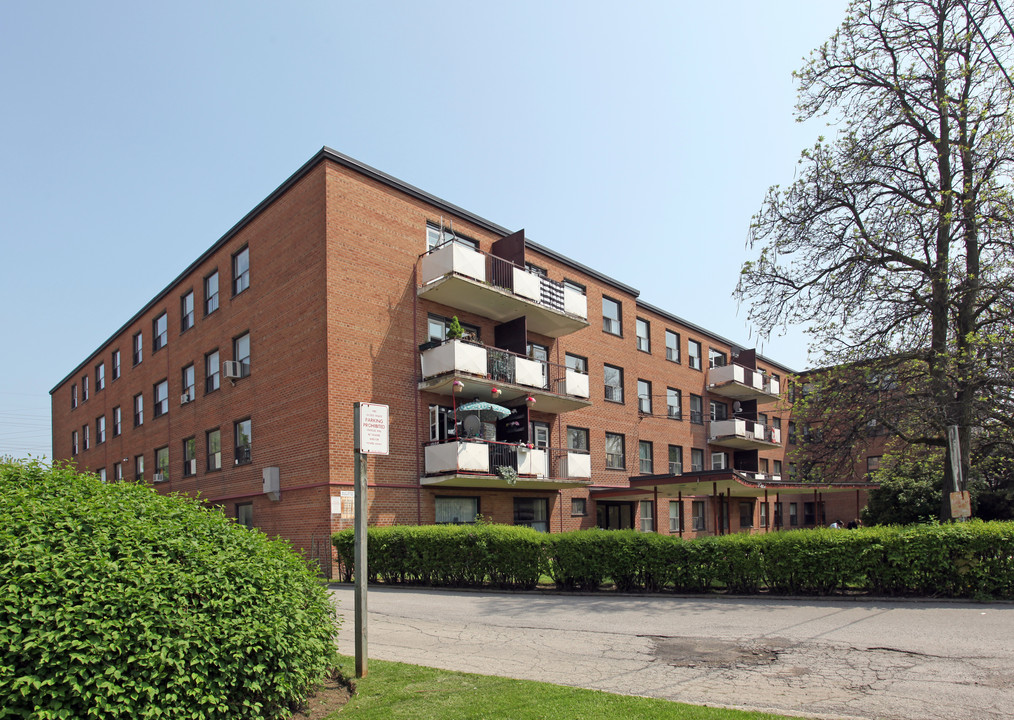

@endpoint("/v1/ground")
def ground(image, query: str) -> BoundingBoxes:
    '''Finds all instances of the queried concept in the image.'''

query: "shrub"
[0,459,341,719]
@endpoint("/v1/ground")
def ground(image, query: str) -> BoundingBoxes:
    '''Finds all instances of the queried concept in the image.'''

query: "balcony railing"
[423,439,591,482]
[709,419,781,449]
[708,363,781,403]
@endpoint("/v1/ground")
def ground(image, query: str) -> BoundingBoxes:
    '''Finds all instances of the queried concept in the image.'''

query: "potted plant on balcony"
[445,316,465,341]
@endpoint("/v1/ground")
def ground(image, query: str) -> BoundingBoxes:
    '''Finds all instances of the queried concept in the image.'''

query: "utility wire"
[960,0,1014,91]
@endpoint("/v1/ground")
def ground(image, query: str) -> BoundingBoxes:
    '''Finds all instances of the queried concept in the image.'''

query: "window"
[233,246,250,295]
[234,332,251,375]
[571,498,587,516]
[603,364,624,403]
[71,430,78,456]
[773,459,782,476]
[71,384,78,409]
[789,462,797,481]
[602,296,622,335]
[112,406,121,437]
[514,497,549,532]
[639,500,654,532]
[740,501,754,528]
[527,342,548,363]
[82,375,89,402]
[235,419,252,465]
[155,446,169,480]
[95,362,105,391]
[205,350,220,393]
[710,400,728,422]
[669,501,682,532]
[637,379,651,414]
[428,404,457,441]
[153,312,167,352]
[96,416,105,445]
[605,432,625,469]
[709,348,727,369]
[181,290,195,332]
[83,424,89,450]
[111,350,120,380]
[691,448,704,472]
[113,462,122,482]
[666,388,682,420]
[564,279,586,297]
[760,502,769,527]
[435,496,479,524]
[789,502,799,526]
[236,503,254,529]
[759,458,769,473]
[772,417,782,432]
[565,353,587,374]
[133,393,143,427]
[132,332,143,366]
[712,452,726,470]
[692,501,707,531]
[427,314,480,343]
[665,330,680,362]
[204,271,219,315]
[758,412,768,426]
[153,380,168,418]
[183,437,197,477]
[182,364,195,403]
[207,429,222,471]
[525,261,547,277]
[97,468,106,483]
[689,394,703,424]
[688,339,702,370]
[788,421,797,444]
[774,502,783,527]
[867,455,882,473]
[426,223,478,251]
[668,445,683,474]
[804,501,816,525]
[567,426,589,451]
[530,421,550,449]
[635,318,650,352]
[135,454,144,482]
[639,441,653,474]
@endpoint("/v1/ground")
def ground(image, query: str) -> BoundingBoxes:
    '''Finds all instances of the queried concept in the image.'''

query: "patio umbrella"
[456,399,511,421]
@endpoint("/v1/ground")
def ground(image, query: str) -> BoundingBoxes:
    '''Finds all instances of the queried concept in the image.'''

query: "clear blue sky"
[0,1,851,459]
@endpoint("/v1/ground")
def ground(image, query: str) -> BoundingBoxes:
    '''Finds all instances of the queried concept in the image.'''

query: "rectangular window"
[665,330,680,362]
[153,312,168,352]
[233,246,250,295]
[204,271,219,315]
[155,447,169,480]
[740,501,754,528]
[709,348,727,369]
[111,350,120,380]
[689,394,703,424]
[710,400,728,422]
[772,417,781,432]
[603,364,624,403]
[712,452,726,470]
[435,496,479,524]
[205,350,220,393]
[804,501,816,525]
[602,296,622,336]
[133,393,143,427]
[514,497,549,532]
[639,500,654,532]
[97,468,106,483]
[132,332,143,366]
[668,445,683,475]
[691,448,704,472]
[234,419,252,465]
[637,379,651,414]
[183,437,197,477]
[207,429,222,471]
[96,416,105,445]
[427,314,480,343]
[428,404,456,442]
[760,502,769,527]
[638,440,653,474]
[95,362,105,391]
[605,432,625,469]
[759,457,769,473]
[773,459,782,476]
[236,503,254,529]
[867,455,882,473]
[426,223,478,251]
[565,353,587,374]
[182,364,195,403]
[635,318,650,352]
[789,502,798,526]
[153,380,168,418]
[71,384,78,409]
[758,412,768,427]
[567,426,589,451]
[530,421,550,449]
[112,406,121,437]
[571,498,587,516]
[83,424,89,450]
[234,332,251,370]
[135,454,144,482]
[688,339,702,370]
[669,500,682,532]
[113,462,122,482]
[789,421,797,444]
[181,290,195,332]
[71,430,78,455]
[82,375,89,402]
[692,501,707,531]
[666,388,682,420]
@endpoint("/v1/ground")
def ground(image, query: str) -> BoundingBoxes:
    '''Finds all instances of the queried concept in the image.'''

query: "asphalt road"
[330,586,1014,720]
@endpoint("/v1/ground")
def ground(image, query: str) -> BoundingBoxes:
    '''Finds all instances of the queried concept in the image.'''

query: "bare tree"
[737,0,1014,517]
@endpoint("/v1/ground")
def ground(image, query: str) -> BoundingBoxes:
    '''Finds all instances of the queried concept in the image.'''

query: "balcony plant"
[445,316,465,341]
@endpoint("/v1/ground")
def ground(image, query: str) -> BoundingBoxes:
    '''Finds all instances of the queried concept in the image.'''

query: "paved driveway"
[330,586,1014,720]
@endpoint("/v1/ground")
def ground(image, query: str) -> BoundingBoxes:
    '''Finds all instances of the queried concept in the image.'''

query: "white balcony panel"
[709,419,780,450]
[564,451,591,479]
[708,363,780,403]
[562,368,589,399]
[420,340,487,379]
[768,378,780,395]
[420,243,486,285]
[517,448,548,478]
[515,357,548,389]
[512,267,542,303]
[424,441,489,474]
[563,287,588,320]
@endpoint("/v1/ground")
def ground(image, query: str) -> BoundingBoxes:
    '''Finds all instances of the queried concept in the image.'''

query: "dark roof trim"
[635,299,796,374]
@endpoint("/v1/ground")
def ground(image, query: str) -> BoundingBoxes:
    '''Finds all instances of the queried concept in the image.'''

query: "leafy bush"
[0,459,341,719]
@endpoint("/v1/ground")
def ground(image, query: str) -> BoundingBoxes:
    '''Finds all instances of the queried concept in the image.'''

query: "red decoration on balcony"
[452,380,464,393]
[525,396,536,405]
[491,387,502,398]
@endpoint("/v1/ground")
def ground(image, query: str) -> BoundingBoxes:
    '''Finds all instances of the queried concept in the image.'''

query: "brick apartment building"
[51,148,873,561]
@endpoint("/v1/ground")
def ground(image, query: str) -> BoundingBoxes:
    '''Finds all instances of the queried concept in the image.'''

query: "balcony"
[419,339,591,413]
[422,439,591,488]
[707,363,780,404]
[418,243,589,337]
[709,419,781,450]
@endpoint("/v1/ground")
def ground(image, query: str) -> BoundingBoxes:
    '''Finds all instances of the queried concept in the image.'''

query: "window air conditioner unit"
[180,393,191,405]
[222,361,243,379]
[153,472,166,483]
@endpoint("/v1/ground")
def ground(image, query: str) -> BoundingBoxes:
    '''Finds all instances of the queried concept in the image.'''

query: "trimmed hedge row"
[333,521,1014,599]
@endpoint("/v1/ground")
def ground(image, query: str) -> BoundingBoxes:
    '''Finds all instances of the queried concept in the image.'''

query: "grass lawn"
[329,656,799,720]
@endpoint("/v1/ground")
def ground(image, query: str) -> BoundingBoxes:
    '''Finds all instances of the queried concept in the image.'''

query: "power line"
[960,0,1014,91]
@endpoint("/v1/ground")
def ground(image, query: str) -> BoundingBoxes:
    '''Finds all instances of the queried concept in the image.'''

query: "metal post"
[353,404,368,678]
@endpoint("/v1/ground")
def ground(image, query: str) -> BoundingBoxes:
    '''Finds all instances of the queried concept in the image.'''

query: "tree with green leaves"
[737,0,1014,518]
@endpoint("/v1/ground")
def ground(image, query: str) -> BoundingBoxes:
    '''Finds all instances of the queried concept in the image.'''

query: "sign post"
[352,402,388,679]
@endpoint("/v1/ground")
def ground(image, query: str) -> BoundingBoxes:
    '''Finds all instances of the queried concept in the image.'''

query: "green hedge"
[1,459,341,720]
[334,521,1014,599]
